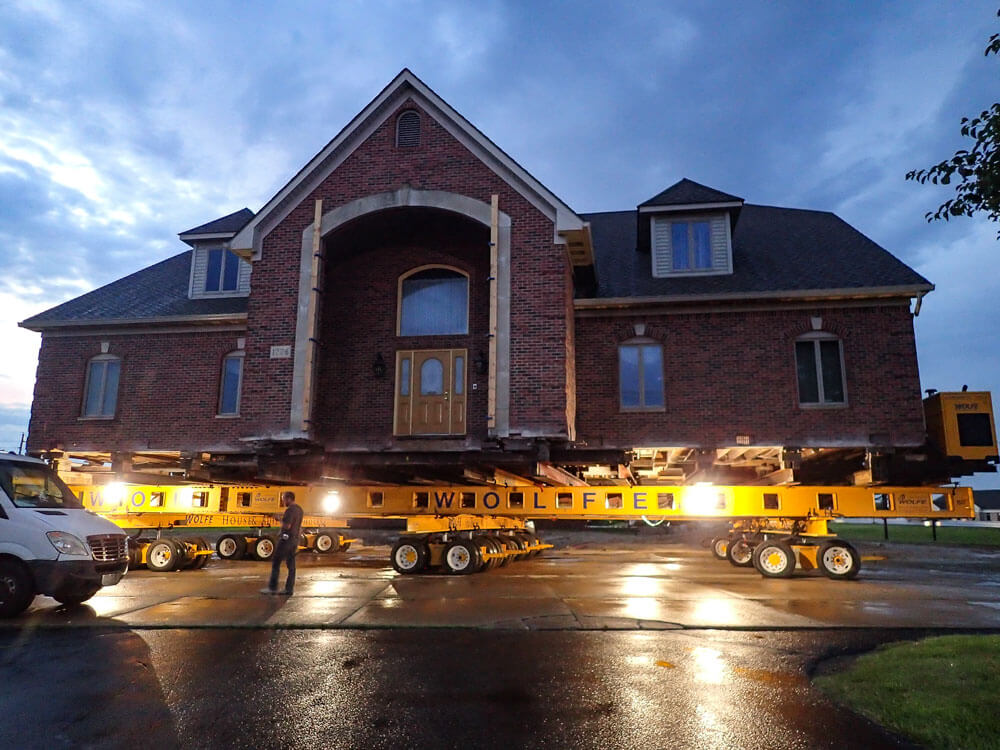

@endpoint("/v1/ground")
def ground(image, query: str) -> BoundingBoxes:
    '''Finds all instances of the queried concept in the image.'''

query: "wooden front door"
[395,349,466,436]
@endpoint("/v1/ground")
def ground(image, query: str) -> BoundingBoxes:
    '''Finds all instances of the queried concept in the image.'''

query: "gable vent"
[396,110,420,147]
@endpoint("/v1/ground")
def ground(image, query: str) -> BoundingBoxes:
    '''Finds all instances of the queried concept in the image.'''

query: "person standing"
[263,490,304,595]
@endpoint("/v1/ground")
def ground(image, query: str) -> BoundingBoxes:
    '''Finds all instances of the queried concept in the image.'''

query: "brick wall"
[574,304,926,448]
[27,330,247,452]
[242,99,570,440]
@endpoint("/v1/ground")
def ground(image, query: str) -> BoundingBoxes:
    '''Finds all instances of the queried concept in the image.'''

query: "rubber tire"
[711,537,729,560]
[338,541,352,553]
[524,532,543,557]
[494,537,512,567]
[216,534,247,560]
[192,537,211,569]
[146,539,180,572]
[52,582,101,606]
[443,539,480,574]
[127,540,143,569]
[474,537,494,569]
[726,538,755,567]
[391,539,428,574]
[752,540,796,578]
[483,536,504,570]
[251,536,276,561]
[0,559,34,618]
[818,540,861,580]
[314,533,335,553]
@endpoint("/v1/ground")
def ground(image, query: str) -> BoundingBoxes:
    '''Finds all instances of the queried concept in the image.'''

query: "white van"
[0,453,128,617]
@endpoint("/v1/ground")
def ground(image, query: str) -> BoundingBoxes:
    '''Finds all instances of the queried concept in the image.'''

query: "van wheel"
[146,540,180,572]
[52,582,101,606]
[0,560,33,618]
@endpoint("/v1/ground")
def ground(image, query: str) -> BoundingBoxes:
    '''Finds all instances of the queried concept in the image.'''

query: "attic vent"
[396,110,420,147]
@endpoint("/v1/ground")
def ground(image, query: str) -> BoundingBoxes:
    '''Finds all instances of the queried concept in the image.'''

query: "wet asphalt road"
[2,531,999,748]
[1,627,915,749]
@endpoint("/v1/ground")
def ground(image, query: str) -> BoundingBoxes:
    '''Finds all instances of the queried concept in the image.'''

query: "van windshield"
[0,460,82,509]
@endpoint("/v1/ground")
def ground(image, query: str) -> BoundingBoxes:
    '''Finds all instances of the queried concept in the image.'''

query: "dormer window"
[206,248,240,292]
[651,214,731,277]
[190,246,248,299]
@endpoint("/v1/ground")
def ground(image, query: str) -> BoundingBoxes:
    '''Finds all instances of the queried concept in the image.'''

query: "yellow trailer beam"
[300,484,974,522]
[71,481,974,523]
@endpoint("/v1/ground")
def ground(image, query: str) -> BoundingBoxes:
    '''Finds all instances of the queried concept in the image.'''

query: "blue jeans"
[268,540,297,593]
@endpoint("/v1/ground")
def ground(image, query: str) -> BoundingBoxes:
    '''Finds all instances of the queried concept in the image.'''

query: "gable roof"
[179,208,254,240]
[579,204,932,302]
[230,68,586,259]
[19,251,247,331]
[639,178,743,208]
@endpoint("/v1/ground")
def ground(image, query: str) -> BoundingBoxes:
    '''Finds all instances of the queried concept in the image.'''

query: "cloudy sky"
[1,1,997,487]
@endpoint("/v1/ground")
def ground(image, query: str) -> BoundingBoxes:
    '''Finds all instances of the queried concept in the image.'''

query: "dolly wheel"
[711,537,729,560]
[443,540,479,574]
[146,540,179,572]
[252,537,276,561]
[752,540,796,578]
[726,538,755,567]
[818,540,860,580]
[391,539,428,574]
[314,533,334,553]
[216,534,247,560]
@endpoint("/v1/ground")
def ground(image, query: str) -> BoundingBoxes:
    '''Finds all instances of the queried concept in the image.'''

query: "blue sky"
[1,1,997,488]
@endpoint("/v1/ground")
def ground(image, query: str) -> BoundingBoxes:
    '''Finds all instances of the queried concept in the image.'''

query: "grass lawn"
[815,635,1000,750]
[831,522,1000,546]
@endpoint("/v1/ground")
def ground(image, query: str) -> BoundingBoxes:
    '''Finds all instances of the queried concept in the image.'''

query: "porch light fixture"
[373,353,386,378]
[475,350,488,375]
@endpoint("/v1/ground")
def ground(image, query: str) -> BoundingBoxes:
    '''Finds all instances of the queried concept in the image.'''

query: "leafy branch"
[906,10,1000,238]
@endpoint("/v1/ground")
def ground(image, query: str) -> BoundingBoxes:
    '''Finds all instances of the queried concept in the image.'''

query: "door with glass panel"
[394,349,467,436]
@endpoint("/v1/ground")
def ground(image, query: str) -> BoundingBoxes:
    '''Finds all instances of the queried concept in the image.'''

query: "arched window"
[795,332,846,406]
[82,355,120,418]
[619,338,664,410]
[398,266,469,336]
[396,110,420,147]
[218,351,245,416]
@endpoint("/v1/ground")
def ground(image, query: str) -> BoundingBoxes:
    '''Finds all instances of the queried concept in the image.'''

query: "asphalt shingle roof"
[20,250,247,329]
[639,178,743,208]
[581,204,931,299]
[179,208,254,237]
[20,198,931,329]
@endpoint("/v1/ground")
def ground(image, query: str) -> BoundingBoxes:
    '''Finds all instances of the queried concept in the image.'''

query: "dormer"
[637,179,743,278]
[180,208,255,299]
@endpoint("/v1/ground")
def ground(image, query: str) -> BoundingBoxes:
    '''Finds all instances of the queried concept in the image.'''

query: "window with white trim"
[651,214,732,277]
[82,355,120,418]
[795,333,846,406]
[619,340,665,410]
[398,267,469,336]
[218,351,244,416]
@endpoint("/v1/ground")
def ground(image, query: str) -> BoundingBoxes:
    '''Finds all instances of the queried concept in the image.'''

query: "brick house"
[20,70,937,486]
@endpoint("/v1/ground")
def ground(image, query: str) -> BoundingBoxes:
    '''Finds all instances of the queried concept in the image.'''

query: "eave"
[574,284,935,311]
[19,312,248,333]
